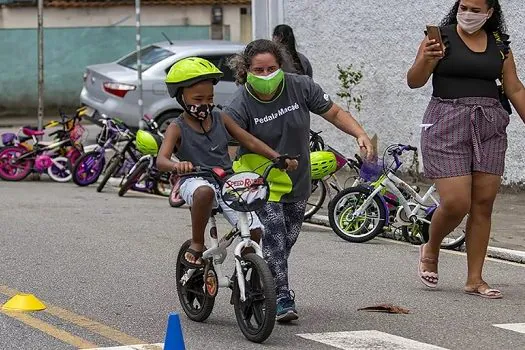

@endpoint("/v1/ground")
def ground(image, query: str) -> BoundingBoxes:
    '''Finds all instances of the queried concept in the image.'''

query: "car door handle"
[152,83,167,95]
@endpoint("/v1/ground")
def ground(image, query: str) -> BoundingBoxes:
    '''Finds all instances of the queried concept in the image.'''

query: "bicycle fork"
[233,212,263,302]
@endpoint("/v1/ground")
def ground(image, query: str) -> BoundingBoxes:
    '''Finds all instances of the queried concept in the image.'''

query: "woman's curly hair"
[440,0,507,34]
[228,39,292,85]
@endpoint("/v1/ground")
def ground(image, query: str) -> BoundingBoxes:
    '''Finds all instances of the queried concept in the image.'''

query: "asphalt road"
[0,181,524,350]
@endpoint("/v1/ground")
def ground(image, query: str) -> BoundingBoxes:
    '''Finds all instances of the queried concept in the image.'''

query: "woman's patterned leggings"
[256,200,307,299]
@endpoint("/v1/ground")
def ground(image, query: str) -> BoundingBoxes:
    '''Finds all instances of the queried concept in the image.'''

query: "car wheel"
[156,110,182,134]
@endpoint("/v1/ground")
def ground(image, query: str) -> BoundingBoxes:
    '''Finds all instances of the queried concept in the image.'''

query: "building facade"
[0,0,251,114]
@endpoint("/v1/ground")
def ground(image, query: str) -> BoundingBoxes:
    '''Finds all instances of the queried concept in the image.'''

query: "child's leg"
[179,178,218,265]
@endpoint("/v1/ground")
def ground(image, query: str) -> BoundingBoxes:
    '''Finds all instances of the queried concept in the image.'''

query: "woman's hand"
[172,161,194,174]
[356,134,375,161]
[422,38,444,64]
[284,158,299,171]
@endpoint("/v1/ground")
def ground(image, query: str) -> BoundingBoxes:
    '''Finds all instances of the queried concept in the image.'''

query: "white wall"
[284,0,525,185]
[0,5,249,42]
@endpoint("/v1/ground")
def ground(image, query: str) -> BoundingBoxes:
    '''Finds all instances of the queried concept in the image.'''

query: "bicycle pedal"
[204,270,218,297]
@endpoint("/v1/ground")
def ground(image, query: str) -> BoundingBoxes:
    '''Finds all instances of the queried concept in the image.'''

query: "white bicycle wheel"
[48,156,72,182]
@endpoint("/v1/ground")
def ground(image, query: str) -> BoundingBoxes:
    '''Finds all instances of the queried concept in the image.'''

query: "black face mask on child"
[183,99,215,121]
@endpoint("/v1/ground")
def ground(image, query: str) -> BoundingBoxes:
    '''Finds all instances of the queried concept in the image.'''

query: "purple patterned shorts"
[421,96,510,179]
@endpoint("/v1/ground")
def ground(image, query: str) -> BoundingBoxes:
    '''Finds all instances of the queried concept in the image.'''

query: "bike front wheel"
[328,186,387,243]
[97,155,122,192]
[118,160,148,197]
[232,253,276,343]
[154,173,172,197]
[47,156,72,182]
[72,151,105,186]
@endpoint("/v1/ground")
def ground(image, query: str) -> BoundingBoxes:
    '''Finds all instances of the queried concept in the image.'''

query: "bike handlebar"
[389,144,418,156]
[172,155,300,182]
[387,144,418,170]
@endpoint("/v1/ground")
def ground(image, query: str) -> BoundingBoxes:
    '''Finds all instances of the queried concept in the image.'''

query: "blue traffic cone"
[163,312,186,350]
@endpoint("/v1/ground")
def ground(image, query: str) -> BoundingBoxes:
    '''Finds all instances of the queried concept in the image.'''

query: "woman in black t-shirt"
[407,0,525,299]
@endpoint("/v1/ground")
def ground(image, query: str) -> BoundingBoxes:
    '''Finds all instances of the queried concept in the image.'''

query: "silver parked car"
[80,40,245,130]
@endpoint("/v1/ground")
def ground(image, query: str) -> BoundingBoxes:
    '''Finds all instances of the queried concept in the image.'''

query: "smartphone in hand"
[426,25,444,51]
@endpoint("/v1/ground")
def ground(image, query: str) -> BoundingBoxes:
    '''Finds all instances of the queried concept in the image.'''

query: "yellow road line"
[0,285,145,346]
[0,309,97,349]
[45,304,145,345]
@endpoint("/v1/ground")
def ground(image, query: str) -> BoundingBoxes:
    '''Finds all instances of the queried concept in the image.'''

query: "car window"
[118,45,174,71]
[165,54,236,82]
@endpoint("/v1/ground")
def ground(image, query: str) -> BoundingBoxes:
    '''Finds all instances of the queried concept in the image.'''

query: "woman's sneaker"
[276,290,298,323]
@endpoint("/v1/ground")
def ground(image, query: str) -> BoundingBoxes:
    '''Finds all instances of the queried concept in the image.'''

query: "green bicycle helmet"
[135,130,160,156]
[165,57,224,98]
[310,151,337,180]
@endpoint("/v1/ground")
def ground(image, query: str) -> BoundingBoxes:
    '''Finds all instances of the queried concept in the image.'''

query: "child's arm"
[222,113,298,171]
[156,123,193,173]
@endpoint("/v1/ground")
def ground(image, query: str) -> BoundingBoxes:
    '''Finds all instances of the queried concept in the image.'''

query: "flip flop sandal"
[418,244,439,289]
[464,285,503,299]
[182,247,205,269]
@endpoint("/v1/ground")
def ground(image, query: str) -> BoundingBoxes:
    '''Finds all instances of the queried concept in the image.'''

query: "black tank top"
[174,110,232,170]
[432,25,503,99]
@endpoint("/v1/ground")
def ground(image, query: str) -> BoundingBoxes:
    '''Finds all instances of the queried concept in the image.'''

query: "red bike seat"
[212,167,227,178]
[22,127,45,137]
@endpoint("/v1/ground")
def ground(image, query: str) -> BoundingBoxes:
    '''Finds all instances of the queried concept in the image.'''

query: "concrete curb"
[307,214,525,264]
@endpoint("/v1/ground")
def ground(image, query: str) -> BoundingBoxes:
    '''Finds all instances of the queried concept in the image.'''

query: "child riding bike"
[156,57,297,268]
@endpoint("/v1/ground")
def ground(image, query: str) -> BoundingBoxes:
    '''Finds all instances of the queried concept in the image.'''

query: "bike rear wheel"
[232,253,276,343]
[328,186,387,243]
[176,240,215,322]
[118,160,148,197]
[421,210,466,250]
[0,146,32,181]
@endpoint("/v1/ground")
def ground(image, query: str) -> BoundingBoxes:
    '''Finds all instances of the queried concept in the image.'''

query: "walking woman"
[272,24,313,78]
[226,39,374,322]
[407,0,525,298]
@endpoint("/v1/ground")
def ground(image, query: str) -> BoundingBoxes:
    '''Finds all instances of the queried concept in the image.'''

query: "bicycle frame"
[352,146,439,225]
[15,138,73,161]
[364,173,438,223]
[178,160,289,303]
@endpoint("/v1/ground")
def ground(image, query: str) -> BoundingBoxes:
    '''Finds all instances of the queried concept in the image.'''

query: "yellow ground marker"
[2,293,46,311]
[0,285,145,346]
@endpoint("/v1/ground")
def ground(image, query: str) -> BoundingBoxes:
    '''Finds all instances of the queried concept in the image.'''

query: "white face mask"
[456,11,490,34]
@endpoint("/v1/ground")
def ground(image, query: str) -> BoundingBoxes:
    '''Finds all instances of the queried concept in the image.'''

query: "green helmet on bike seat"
[310,151,337,180]
[165,57,224,98]
[135,130,160,156]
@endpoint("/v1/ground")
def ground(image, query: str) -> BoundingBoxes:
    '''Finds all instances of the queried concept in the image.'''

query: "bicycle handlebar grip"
[274,154,300,170]
[397,144,418,152]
